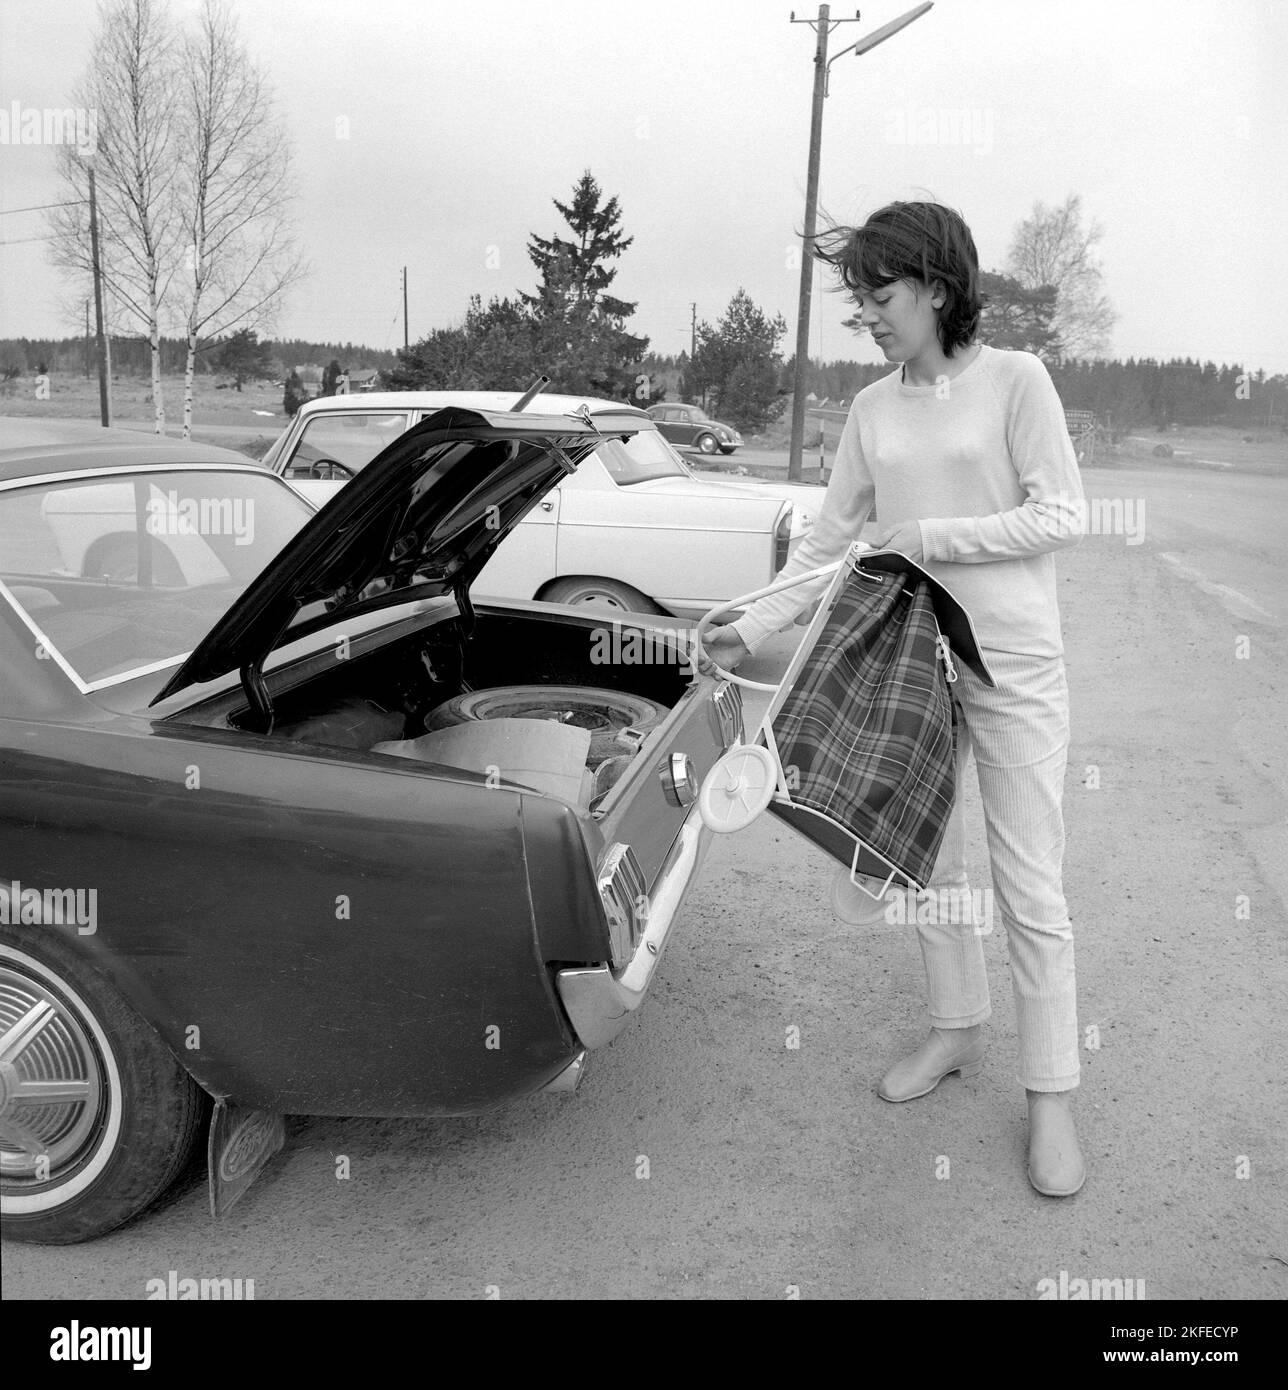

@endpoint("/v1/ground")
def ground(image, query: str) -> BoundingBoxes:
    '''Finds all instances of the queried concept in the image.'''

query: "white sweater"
[731,344,1085,659]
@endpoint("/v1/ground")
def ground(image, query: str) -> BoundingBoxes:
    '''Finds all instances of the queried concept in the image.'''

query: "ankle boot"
[878,1026,985,1102]
[1027,1089,1085,1196]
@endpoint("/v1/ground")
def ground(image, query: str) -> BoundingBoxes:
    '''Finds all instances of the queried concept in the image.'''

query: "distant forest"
[642,352,1287,433]
[2,335,1283,432]
[0,335,403,377]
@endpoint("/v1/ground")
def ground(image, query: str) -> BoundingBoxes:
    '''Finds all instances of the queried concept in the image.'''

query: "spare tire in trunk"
[425,685,668,766]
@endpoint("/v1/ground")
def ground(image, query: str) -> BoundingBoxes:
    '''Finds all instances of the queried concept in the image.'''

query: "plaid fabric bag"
[766,565,957,891]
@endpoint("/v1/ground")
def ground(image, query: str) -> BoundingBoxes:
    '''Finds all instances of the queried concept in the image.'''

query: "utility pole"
[84,300,90,378]
[402,266,409,349]
[690,302,697,361]
[87,165,110,427]
[787,7,844,481]
[787,3,934,480]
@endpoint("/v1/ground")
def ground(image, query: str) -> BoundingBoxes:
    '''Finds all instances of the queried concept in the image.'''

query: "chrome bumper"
[555,814,712,1049]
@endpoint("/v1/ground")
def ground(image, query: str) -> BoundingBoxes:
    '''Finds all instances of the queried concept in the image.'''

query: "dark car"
[646,403,744,455]
[0,412,741,1243]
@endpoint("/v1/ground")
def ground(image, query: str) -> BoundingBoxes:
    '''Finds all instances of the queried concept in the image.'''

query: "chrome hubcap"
[0,967,103,1186]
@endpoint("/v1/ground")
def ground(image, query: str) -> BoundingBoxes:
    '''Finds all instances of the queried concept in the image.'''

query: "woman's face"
[854,277,943,364]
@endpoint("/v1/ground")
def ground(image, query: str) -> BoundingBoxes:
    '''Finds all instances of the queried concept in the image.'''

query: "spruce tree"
[523,171,648,397]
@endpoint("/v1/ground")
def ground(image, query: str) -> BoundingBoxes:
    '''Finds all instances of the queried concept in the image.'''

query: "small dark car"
[646,403,744,455]
[0,411,741,1243]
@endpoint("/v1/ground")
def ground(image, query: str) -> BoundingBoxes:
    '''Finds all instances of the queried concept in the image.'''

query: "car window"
[594,429,691,485]
[0,470,313,688]
[283,413,410,477]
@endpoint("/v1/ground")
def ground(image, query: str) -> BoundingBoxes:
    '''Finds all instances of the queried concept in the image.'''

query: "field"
[782,407,1288,479]
[0,369,285,424]
[1111,425,1288,475]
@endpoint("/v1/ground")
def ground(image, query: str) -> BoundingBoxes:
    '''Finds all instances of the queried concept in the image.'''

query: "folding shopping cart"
[694,542,995,901]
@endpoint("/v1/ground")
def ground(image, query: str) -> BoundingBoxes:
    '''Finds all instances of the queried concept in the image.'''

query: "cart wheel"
[698,743,778,832]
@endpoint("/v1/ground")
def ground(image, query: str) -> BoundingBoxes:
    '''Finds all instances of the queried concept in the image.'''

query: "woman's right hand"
[696,625,750,676]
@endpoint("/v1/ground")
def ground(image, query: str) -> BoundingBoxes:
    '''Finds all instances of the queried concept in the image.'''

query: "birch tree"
[1006,194,1118,360]
[49,0,180,431]
[175,0,303,437]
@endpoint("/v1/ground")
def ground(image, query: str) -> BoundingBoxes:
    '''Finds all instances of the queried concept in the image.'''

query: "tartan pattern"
[769,567,956,889]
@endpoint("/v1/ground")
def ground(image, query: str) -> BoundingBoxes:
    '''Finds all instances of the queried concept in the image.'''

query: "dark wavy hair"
[812,201,982,356]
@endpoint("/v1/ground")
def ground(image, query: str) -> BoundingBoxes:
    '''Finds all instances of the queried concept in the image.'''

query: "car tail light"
[774,508,793,573]
[597,842,647,968]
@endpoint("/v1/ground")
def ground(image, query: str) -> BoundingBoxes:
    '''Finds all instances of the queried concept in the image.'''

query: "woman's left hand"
[871,520,925,563]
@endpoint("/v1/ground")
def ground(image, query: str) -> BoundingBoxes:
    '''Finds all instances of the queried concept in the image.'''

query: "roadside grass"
[1112,424,1288,475]
[0,370,284,426]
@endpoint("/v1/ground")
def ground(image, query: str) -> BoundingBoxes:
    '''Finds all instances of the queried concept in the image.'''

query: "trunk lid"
[153,405,641,705]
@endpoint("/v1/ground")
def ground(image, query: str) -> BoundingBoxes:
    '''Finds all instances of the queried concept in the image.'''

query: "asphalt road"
[4,458,1287,1300]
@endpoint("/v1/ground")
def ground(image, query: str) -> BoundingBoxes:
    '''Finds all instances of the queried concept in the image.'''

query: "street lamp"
[787,2,933,481]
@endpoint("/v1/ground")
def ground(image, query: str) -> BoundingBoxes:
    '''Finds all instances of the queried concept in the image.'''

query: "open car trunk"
[152,408,741,890]
[166,600,737,888]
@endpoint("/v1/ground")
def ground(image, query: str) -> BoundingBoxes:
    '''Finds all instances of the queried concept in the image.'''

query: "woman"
[700,200,1087,1195]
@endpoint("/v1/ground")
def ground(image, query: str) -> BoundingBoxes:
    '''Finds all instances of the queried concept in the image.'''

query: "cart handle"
[693,555,856,691]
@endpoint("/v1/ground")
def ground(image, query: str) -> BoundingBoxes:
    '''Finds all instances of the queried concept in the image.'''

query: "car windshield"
[0,469,314,689]
[282,412,411,478]
[595,428,691,485]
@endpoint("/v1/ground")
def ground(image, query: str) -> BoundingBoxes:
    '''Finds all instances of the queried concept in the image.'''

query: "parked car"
[263,390,817,620]
[0,414,743,1243]
[645,402,743,455]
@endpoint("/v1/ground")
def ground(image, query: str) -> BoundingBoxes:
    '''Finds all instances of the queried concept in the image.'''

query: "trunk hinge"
[454,579,476,642]
[240,660,275,734]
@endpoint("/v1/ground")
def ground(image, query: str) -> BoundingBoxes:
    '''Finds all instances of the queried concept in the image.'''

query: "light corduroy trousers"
[916,648,1080,1092]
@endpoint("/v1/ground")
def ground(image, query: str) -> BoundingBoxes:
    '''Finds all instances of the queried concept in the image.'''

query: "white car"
[263,390,823,620]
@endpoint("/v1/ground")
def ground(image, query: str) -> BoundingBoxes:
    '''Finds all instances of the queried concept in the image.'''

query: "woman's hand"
[696,625,750,676]
[871,520,925,563]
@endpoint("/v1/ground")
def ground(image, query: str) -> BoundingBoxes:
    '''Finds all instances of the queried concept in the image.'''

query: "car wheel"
[83,533,185,587]
[695,433,719,454]
[541,576,665,615]
[426,684,668,764]
[0,928,207,1244]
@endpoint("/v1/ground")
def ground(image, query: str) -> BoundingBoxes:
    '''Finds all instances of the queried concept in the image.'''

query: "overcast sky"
[1,0,1284,372]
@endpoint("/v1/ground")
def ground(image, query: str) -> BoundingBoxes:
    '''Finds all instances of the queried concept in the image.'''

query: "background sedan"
[265,390,818,620]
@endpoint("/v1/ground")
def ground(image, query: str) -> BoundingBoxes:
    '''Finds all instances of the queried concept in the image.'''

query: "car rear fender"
[1,721,583,1116]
